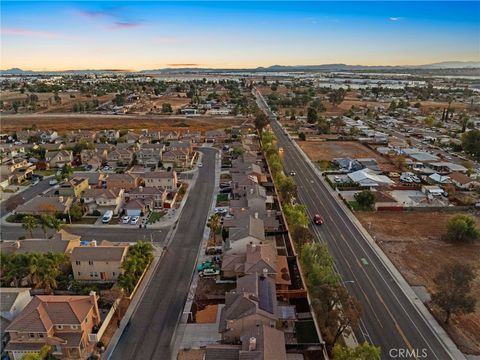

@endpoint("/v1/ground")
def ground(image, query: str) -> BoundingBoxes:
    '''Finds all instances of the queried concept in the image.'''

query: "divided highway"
[272,121,456,359]
[110,148,217,360]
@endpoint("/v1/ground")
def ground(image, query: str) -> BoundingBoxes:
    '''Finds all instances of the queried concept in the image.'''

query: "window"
[57,325,63,330]
[71,325,78,330]
[88,261,94,266]
[78,272,81,276]
[29,333,35,338]
[75,261,81,265]
[112,272,116,276]
[39,334,44,338]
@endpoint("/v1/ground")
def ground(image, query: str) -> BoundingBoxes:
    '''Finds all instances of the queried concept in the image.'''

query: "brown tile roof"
[83,188,122,199]
[449,171,475,185]
[142,171,175,179]
[6,295,96,333]
[71,245,128,262]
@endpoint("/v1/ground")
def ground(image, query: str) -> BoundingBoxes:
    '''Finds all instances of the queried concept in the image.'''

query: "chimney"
[248,337,257,351]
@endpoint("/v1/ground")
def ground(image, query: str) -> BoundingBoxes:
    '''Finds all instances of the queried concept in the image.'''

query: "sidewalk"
[278,121,465,360]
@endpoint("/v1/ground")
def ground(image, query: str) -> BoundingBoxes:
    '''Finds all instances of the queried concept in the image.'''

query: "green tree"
[307,107,318,124]
[447,215,479,243]
[329,88,346,107]
[254,112,268,132]
[431,262,476,324]
[333,342,381,360]
[298,132,306,141]
[39,215,53,238]
[283,203,308,228]
[317,117,330,134]
[462,129,480,161]
[69,203,84,221]
[354,190,375,211]
[424,115,436,127]
[22,216,38,238]
[207,214,221,242]
[276,174,297,203]
[162,103,173,113]
[60,164,73,180]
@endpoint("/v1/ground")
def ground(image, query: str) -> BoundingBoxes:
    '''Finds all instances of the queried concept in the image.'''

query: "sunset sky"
[1,1,479,71]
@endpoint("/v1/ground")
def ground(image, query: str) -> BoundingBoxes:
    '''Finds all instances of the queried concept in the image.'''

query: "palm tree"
[28,253,43,287]
[22,216,38,238]
[50,216,64,232]
[39,215,52,238]
[207,214,221,242]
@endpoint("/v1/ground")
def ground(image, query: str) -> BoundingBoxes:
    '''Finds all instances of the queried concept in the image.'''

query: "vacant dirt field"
[356,211,480,354]
[1,114,245,132]
[151,94,191,111]
[298,139,397,171]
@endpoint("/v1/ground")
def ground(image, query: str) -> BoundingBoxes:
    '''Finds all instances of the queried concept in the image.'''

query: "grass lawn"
[216,193,229,204]
[148,211,165,224]
[35,170,56,176]
[73,217,97,224]
[348,201,362,211]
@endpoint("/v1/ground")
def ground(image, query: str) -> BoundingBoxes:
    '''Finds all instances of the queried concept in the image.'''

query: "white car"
[130,216,140,225]
[49,179,58,186]
[198,163,203,168]
[122,215,131,224]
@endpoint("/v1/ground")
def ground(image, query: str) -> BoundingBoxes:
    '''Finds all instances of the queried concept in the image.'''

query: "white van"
[102,210,113,224]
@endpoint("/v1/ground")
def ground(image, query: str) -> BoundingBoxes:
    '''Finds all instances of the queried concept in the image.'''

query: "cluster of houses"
[1,230,131,359]
[200,136,321,359]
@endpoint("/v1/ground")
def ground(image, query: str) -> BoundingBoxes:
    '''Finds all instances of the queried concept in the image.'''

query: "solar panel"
[258,276,274,314]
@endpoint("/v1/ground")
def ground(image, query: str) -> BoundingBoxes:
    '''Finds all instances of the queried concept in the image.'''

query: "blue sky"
[1,1,479,70]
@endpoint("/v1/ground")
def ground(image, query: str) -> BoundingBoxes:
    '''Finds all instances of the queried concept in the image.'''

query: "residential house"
[58,177,89,198]
[219,273,278,343]
[82,188,124,215]
[15,196,73,216]
[1,288,33,351]
[80,149,106,169]
[135,148,161,168]
[106,149,134,167]
[15,130,40,144]
[96,129,119,143]
[141,171,177,190]
[347,168,394,188]
[0,230,81,256]
[127,187,167,209]
[205,325,287,360]
[71,244,128,282]
[226,216,265,254]
[45,150,73,168]
[429,162,468,174]
[124,198,153,216]
[162,149,190,169]
[39,131,58,143]
[159,131,179,141]
[105,173,139,191]
[124,132,139,144]
[4,293,100,360]
[449,172,479,190]
[205,129,228,143]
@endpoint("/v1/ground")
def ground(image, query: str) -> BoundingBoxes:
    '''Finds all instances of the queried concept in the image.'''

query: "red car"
[313,214,324,225]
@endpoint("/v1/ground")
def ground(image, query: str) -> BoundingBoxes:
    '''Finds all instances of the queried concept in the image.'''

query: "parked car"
[313,214,324,225]
[49,179,58,186]
[197,261,213,272]
[122,215,131,224]
[102,210,114,224]
[219,182,231,188]
[130,216,140,225]
[219,187,232,194]
[200,268,220,277]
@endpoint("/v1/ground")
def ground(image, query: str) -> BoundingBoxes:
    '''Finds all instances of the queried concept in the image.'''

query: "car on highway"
[289,170,296,176]
[130,216,140,225]
[313,214,324,225]
[49,179,58,186]
[198,162,203,167]
[122,215,131,224]
[32,179,40,185]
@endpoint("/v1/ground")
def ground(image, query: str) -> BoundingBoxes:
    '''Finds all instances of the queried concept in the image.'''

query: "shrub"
[447,215,479,243]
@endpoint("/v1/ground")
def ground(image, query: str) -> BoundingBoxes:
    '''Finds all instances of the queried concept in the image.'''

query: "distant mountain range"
[2,61,479,75]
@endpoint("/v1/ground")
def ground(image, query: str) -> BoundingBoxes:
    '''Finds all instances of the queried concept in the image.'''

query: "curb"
[276,120,465,360]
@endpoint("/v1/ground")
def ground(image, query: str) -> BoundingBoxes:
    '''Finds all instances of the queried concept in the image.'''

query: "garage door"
[126,209,141,216]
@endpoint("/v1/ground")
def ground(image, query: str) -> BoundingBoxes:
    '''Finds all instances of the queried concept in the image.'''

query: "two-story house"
[141,171,177,190]
[4,293,100,360]
[0,288,33,351]
[127,187,167,209]
[82,188,124,215]
[58,177,89,198]
[105,173,139,191]
[71,244,128,282]
[45,150,73,168]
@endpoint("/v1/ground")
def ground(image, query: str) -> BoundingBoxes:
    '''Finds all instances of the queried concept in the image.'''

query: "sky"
[1,1,479,71]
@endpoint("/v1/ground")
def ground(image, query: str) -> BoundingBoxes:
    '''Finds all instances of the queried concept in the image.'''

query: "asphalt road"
[110,147,217,360]
[271,120,455,359]
[0,178,51,216]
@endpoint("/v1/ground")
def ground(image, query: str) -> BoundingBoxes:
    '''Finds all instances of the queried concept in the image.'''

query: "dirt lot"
[1,114,245,132]
[298,139,397,171]
[356,211,480,354]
